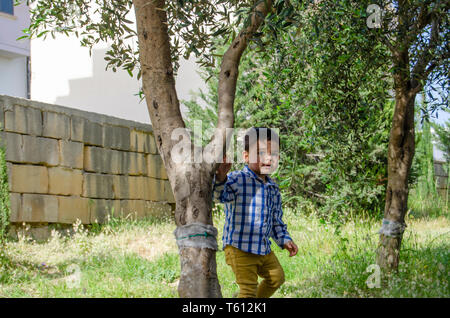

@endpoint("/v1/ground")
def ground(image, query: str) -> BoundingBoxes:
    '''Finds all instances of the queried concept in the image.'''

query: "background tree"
[274,0,448,272]
[184,9,395,221]
[185,0,450,273]
[369,0,449,271]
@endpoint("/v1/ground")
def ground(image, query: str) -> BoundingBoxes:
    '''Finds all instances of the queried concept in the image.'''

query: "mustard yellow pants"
[224,245,285,298]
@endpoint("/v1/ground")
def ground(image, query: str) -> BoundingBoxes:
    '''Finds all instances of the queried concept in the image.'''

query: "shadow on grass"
[0,245,180,297]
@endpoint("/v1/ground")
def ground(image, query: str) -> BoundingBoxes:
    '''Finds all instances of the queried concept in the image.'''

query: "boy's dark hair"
[244,127,279,152]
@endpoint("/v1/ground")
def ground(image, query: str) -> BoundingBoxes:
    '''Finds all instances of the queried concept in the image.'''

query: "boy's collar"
[243,165,276,185]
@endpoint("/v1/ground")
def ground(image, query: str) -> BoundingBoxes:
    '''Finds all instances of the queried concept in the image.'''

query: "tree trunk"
[376,72,416,271]
[375,0,446,274]
[173,163,222,297]
[133,0,222,297]
[133,0,272,297]
[178,247,222,297]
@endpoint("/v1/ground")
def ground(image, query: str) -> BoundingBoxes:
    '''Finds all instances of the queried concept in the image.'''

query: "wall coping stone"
[0,95,153,133]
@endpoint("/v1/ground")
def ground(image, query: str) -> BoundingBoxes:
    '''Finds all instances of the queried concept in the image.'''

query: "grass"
[408,187,448,219]
[0,206,448,298]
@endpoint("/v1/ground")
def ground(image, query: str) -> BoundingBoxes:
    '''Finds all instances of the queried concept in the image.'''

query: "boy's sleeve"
[270,191,293,249]
[212,173,239,203]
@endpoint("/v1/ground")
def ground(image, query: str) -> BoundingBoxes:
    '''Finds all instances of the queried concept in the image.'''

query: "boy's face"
[244,140,279,178]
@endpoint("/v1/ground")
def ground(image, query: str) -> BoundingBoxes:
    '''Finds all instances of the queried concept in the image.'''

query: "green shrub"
[0,143,11,243]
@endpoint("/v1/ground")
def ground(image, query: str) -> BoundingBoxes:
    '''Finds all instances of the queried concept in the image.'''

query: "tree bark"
[133,0,221,297]
[133,0,272,297]
[376,0,446,273]
[376,48,415,271]
[376,96,415,270]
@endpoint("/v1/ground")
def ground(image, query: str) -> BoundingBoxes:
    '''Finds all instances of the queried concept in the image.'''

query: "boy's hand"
[215,155,232,183]
[284,241,298,257]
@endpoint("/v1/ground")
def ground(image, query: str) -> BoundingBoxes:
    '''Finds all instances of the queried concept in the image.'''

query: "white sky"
[30,33,207,125]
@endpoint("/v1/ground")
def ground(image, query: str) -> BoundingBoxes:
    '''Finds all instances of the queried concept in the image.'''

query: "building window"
[0,0,14,15]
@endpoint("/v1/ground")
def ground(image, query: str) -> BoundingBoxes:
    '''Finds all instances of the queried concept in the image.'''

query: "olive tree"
[23,0,289,297]
[371,0,449,271]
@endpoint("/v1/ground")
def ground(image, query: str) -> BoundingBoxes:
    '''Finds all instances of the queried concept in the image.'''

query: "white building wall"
[0,55,27,97]
[0,1,30,98]
[31,35,206,125]
[0,2,30,57]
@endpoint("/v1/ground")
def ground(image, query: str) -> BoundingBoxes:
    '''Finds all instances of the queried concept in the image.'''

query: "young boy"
[213,127,298,298]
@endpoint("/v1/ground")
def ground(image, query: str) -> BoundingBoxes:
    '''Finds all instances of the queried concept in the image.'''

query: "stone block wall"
[434,160,448,199]
[0,95,174,238]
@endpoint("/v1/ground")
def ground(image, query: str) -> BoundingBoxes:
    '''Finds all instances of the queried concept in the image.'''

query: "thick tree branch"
[133,0,187,179]
[410,61,439,96]
[207,0,273,170]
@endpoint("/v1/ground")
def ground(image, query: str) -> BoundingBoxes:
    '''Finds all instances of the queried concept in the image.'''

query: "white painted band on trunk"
[174,222,218,250]
[379,218,406,237]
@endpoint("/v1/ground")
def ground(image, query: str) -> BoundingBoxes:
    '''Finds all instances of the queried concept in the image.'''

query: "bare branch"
[405,0,434,46]
[410,13,441,94]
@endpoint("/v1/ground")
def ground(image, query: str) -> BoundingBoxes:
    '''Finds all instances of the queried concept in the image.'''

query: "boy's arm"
[270,191,293,249]
[212,173,239,203]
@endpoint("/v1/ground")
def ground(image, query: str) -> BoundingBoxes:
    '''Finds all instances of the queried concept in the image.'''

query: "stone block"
[48,167,83,196]
[82,173,115,199]
[10,164,48,193]
[2,132,22,163]
[83,146,106,173]
[434,163,448,177]
[30,225,51,242]
[128,152,147,176]
[4,105,42,136]
[71,116,103,146]
[9,223,51,242]
[22,194,58,223]
[130,130,157,154]
[147,154,167,179]
[6,163,11,189]
[119,200,146,219]
[164,180,175,203]
[57,196,90,224]
[103,125,131,151]
[9,193,21,222]
[0,105,4,130]
[113,175,146,200]
[21,135,59,166]
[144,201,172,218]
[42,111,70,139]
[437,188,448,200]
[89,199,121,223]
[436,176,448,189]
[144,177,165,201]
[59,140,83,169]
[113,175,128,199]
[84,146,123,174]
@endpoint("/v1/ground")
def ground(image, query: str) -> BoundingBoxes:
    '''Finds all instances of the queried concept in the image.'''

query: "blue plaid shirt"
[213,165,292,255]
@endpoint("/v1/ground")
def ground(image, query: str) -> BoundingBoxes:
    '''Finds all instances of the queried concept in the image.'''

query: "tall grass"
[0,206,448,298]
[409,187,448,218]
[409,98,449,218]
